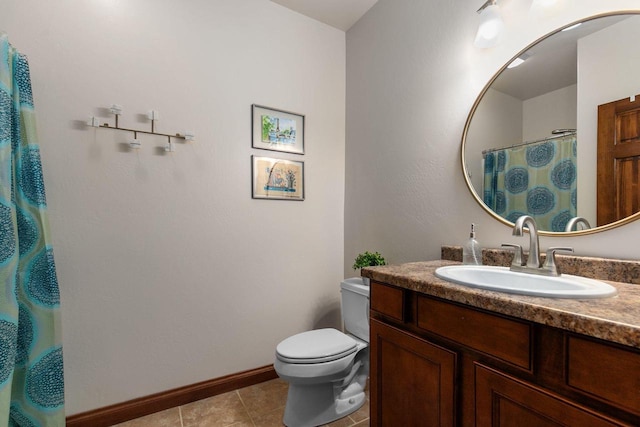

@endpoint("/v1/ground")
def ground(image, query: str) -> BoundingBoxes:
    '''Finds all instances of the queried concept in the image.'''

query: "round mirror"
[462,12,640,235]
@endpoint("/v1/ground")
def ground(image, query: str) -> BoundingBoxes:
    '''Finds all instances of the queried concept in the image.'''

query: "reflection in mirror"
[463,12,640,234]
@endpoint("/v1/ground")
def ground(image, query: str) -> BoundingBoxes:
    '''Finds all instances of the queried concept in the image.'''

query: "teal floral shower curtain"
[483,135,577,232]
[0,34,65,426]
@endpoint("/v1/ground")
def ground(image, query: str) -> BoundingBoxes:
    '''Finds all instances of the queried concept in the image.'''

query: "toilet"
[274,278,370,427]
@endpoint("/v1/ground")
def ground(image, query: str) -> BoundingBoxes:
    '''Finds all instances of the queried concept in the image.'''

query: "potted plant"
[353,251,386,285]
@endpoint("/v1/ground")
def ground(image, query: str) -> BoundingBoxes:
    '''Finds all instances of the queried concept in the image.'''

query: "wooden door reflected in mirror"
[597,95,640,226]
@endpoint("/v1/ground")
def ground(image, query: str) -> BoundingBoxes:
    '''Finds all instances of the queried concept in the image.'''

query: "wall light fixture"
[474,0,504,48]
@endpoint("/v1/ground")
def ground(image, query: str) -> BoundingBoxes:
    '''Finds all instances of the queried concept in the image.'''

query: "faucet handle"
[543,247,574,276]
[502,244,524,267]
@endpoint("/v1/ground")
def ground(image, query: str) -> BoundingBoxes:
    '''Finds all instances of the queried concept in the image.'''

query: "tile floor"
[113,378,370,427]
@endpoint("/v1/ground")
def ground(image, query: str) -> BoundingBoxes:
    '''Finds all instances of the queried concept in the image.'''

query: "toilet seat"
[276,328,357,364]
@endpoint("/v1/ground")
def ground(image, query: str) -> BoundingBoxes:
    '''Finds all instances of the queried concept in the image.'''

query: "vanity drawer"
[417,296,532,370]
[567,336,640,416]
[370,281,405,322]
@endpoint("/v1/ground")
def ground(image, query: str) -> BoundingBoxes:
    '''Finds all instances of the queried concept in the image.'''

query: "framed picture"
[252,156,305,201]
[252,104,305,154]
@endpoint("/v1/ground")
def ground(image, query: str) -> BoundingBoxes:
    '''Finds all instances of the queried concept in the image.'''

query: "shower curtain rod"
[482,130,576,156]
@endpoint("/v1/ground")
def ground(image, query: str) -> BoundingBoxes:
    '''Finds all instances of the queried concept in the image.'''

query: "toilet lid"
[276,328,358,364]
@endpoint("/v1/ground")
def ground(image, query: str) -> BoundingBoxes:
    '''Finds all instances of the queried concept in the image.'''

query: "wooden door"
[475,364,624,427]
[370,318,456,427]
[597,95,640,225]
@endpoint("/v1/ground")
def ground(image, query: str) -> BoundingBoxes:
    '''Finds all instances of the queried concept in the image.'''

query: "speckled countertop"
[362,257,640,350]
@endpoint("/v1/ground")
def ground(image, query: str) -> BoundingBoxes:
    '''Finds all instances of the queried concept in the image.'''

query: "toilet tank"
[340,277,370,342]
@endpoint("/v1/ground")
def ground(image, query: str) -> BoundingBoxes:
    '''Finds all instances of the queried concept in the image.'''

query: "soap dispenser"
[463,223,482,265]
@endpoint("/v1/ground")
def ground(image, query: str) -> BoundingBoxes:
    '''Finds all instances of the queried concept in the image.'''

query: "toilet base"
[283,381,366,427]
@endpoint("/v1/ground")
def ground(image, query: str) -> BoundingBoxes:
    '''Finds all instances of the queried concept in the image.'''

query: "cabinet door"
[475,364,625,427]
[370,318,456,427]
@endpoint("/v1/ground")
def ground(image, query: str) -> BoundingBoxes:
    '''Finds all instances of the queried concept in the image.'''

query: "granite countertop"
[362,260,640,350]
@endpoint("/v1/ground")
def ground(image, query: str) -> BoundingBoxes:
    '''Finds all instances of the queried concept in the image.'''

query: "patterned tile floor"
[113,378,370,427]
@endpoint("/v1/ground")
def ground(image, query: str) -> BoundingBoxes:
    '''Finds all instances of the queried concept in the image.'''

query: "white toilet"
[274,278,370,427]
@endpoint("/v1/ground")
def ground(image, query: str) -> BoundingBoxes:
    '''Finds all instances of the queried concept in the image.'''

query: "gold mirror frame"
[461,11,640,237]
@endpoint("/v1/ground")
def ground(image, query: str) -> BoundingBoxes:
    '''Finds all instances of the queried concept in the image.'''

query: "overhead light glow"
[531,0,558,7]
[562,23,582,32]
[508,58,525,69]
[507,53,530,69]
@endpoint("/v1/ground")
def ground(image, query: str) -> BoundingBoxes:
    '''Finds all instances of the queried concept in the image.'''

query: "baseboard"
[66,364,278,427]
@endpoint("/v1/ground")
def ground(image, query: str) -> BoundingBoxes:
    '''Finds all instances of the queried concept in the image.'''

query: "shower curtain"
[0,34,65,426]
[483,135,577,232]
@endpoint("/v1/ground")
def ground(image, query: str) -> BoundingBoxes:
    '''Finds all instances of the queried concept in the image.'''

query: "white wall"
[1,0,345,416]
[465,88,522,193]
[523,84,576,141]
[345,0,640,279]
[577,16,640,226]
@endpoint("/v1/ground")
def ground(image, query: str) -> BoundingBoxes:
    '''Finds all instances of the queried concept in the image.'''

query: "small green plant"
[353,251,386,270]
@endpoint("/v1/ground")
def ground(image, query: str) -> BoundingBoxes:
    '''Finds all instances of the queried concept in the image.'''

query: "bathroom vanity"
[363,9,640,426]
[363,258,640,426]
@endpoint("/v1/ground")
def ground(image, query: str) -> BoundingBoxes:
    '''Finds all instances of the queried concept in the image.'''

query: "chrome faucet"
[503,215,573,276]
[513,215,541,269]
[564,216,591,232]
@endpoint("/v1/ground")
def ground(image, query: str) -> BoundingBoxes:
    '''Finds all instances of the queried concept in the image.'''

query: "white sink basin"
[434,265,618,299]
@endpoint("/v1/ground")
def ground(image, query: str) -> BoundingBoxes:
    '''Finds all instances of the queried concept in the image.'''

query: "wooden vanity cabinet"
[370,319,457,426]
[369,281,639,427]
[474,364,625,427]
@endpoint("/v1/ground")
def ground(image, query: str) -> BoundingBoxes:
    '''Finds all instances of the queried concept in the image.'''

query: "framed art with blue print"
[252,104,305,155]
[252,156,305,201]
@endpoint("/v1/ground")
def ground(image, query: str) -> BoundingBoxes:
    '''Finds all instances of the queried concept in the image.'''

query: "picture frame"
[252,104,305,155]
[252,156,305,201]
